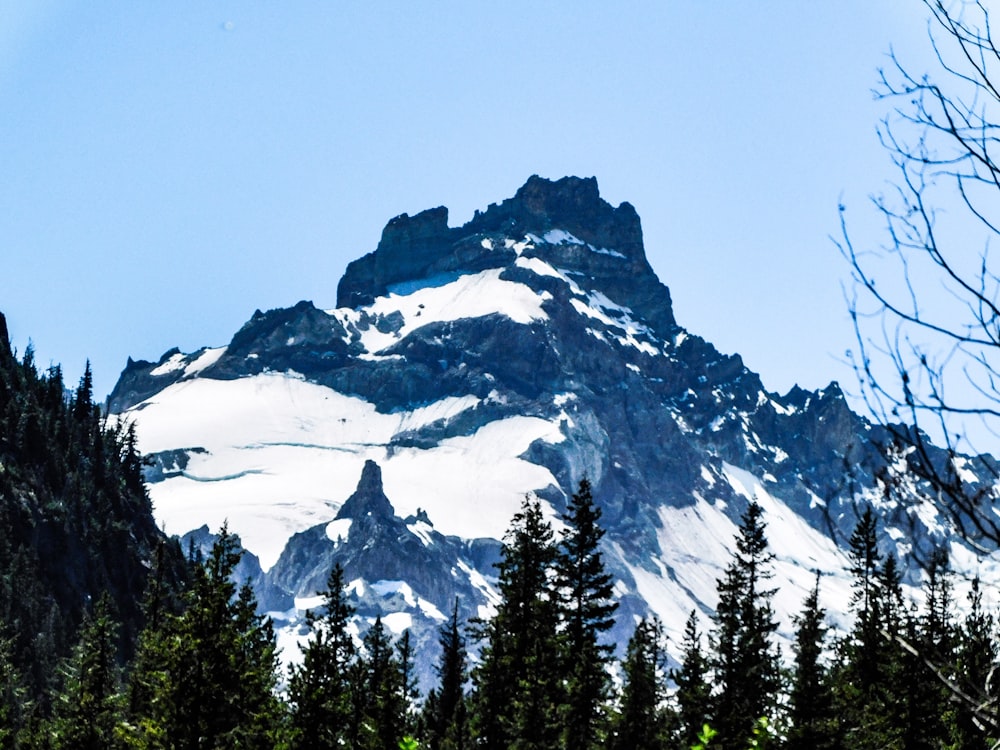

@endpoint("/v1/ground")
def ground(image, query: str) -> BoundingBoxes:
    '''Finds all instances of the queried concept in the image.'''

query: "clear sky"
[0,3,932,402]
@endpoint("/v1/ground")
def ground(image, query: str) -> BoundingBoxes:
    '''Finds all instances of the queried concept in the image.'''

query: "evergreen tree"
[899,547,955,750]
[845,506,882,690]
[71,361,94,425]
[123,528,284,748]
[609,617,668,750]
[287,563,356,749]
[670,610,711,749]
[350,617,408,750]
[397,630,420,739]
[47,595,123,750]
[786,574,837,750]
[471,496,563,750]
[423,600,469,750]
[709,501,780,750]
[953,576,999,749]
[833,523,908,750]
[555,478,617,750]
[0,635,29,750]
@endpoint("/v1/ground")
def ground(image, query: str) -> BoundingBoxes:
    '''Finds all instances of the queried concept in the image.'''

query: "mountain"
[108,175,997,685]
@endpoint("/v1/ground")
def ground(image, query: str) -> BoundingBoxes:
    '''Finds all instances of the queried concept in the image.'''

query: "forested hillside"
[0,312,187,720]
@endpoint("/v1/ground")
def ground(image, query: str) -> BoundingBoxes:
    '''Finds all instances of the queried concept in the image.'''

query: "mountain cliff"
[108,176,998,683]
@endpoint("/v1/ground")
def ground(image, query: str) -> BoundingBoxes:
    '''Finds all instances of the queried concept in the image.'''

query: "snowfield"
[132,372,565,569]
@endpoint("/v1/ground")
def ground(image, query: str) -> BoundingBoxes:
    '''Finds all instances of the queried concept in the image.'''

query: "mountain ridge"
[106,175,998,685]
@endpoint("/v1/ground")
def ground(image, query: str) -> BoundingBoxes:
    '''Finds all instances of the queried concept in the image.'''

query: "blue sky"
[1,3,930,401]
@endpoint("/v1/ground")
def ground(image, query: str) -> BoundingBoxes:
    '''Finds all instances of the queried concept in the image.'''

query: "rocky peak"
[336,175,676,333]
[335,460,395,520]
[468,175,644,261]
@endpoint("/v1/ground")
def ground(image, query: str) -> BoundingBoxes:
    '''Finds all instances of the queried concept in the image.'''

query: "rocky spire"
[335,460,395,520]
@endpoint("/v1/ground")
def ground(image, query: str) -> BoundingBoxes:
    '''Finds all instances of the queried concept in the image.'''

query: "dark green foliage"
[953,576,1000,749]
[844,506,882,691]
[122,528,284,749]
[422,601,469,750]
[671,610,711,749]
[287,563,356,749]
[0,314,187,706]
[786,575,837,750]
[898,548,955,750]
[471,496,563,750]
[0,635,30,749]
[349,617,411,750]
[556,478,617,750]
[709,501,780,750]
[833,510,912,749]
[609,618,668,750]
[47,595,123,749]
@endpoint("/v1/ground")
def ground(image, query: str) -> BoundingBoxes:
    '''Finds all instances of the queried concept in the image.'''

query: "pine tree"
[397,630,420,739]
[670,610,711,749]
[471,496,563,750]
[953,576,999,749]
[71,361,94,425]
[709,501,780,750]
[47,595,123,750]
[350,617,408,750]
[0,635,29,750]
[904,548,956,749]
[786,574,837,750]
[609,618,668,750]
[845,506,882,690]
[556,478,617,750]
[423,600,469,750]
[123,527,284,748]
[833,531,908,750]
[287,563,356,749]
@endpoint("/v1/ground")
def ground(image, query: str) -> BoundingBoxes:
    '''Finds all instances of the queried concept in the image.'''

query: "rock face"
[109,175,999,687]
[334,176,674,332]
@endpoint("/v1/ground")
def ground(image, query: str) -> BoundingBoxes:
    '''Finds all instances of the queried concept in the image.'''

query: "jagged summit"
[335,175,674,333]
[336,460,394,520]
[466,175,644,259]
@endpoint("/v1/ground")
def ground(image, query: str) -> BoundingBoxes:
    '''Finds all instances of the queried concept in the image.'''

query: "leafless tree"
[840,0,1000,553]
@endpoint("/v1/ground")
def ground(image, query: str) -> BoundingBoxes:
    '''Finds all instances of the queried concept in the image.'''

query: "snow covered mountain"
[110,175,1000,682]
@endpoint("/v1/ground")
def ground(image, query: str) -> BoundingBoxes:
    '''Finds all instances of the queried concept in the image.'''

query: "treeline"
[2,479,999,749]
[0,313,187,720]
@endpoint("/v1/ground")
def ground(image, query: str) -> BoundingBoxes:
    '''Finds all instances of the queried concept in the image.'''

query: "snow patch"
[150,352,185,377]
[569,292,659,356]
[514,255,564,280]
[326,518,353,544]
[371,580,417,607]
[184,347,226,377]
[347,578,366,596]
[294,595,326,612]
[382,612,413,634]
[407,520,434,546]
[330,268,551,356]
[418,598,447,621]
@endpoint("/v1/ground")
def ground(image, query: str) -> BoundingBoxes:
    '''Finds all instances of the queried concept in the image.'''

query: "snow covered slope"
[112,176,1000,678]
